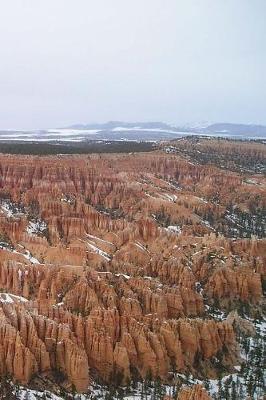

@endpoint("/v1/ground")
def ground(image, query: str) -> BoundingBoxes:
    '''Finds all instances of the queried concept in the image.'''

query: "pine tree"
[223,377,230,399]
[247,375,255,398]
[231,381,237,400]
[203,379,210,391]
[217,377,223,400]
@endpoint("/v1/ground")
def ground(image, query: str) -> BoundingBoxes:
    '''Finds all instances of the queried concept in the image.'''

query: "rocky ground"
[0,142,265,399]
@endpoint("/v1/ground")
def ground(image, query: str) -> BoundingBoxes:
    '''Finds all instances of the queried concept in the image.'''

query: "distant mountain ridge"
[67,121,171,130]
[202,123,266,136]
[64,121,266,139]
[0,122,265,142]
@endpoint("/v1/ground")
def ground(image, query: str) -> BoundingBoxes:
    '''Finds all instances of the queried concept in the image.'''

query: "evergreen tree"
[231,381,237,400]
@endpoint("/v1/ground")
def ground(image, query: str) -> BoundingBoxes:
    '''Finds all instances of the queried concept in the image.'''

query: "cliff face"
[0,153,264,393]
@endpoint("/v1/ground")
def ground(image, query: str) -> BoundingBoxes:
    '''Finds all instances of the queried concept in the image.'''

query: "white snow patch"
[26,219,47,236]
[0,243,40,264]
[87,234,114,246]
[22,250,40,264]
[1,201,24,217]
[17,388,64,399]
[115,273,130,280]
[87,242,111,261]
[0,293,28,303]
[47,128,100,135]
[160,193,177,202]
[135,241,149,252]
[165,225,182,234]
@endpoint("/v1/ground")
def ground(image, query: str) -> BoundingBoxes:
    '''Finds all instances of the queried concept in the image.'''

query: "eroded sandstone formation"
[177,384,212,400]
[0,152,264,393]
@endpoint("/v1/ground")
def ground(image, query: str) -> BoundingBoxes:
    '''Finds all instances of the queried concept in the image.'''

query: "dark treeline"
[0,141,156,155]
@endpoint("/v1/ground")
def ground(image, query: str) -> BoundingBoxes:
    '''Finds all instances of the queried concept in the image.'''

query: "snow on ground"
[1,201,24,217]
[0,134,89,142]
[160,193,177,202]
[0,242,40,264]
[134,241,149,253]
[87,233,114,246]
[11,313,266,400]
[195,196,208,204]
[0,293,28,303]
[0,241,12,250]
[204,305,227,321]
[165,225,182,234]
[195,282,204,295]
[21,249,40,264]
[12,317,266,399]
[145,192,159,200]
[47,129,100,135]
[60,196,73,203]
[26,219,47,235]
[87,242,111,261]
[201,220,215,230]
[17,388,64,399]
[13,248,40,264]
[1,202,14,217]
[0,127,265,141]
[115,273,130,280]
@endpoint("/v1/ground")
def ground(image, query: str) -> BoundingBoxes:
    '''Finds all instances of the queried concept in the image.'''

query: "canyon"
[0,141,265,399]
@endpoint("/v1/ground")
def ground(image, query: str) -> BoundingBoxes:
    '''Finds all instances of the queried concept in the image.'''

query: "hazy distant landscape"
[0,121,266,144]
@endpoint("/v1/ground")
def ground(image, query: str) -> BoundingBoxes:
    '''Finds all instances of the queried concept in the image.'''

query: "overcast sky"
[0,1,265,129]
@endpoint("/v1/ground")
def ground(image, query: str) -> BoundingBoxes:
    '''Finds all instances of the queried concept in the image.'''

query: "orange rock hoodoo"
[0,152,264,392]
[177,384,212,400]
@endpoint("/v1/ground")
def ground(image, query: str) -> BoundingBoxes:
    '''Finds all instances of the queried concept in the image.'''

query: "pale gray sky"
[0,0,265,129]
